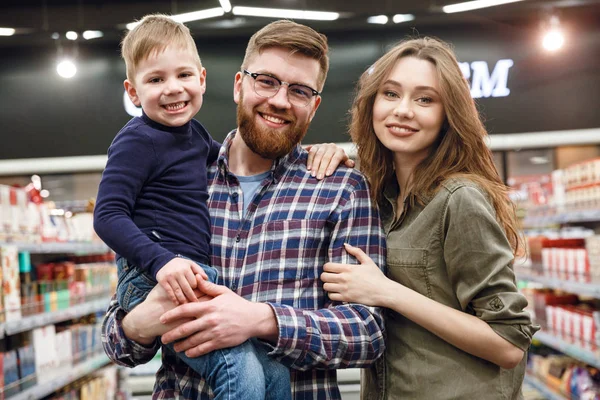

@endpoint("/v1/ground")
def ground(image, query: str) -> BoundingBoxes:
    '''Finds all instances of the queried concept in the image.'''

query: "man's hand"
[159,279,278,358]
[156,257,208,305]
[306,143,355,180]
[122,275,210,344]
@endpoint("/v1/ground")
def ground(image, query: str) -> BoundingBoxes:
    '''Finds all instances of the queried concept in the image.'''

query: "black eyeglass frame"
[242,69,321,106]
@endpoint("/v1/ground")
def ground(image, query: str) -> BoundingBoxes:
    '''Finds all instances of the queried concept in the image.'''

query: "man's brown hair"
[121,14,202,82]
[241,20,329,91]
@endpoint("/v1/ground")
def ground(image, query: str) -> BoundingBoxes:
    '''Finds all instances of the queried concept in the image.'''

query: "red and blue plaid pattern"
[102,131,387,399]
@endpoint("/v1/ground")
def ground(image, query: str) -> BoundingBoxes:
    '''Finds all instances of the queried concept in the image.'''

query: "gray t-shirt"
[236,171,271,218]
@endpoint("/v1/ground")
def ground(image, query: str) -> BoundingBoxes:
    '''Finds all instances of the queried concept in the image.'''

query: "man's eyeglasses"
[242,70,320,107]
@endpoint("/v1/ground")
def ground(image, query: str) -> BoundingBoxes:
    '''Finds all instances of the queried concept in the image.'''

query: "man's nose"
[267,85,292,109]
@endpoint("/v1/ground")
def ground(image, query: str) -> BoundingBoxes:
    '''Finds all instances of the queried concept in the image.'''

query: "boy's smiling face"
[125,46,206,127]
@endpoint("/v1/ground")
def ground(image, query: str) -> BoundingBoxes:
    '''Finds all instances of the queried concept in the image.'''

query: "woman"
[321,37,539,399]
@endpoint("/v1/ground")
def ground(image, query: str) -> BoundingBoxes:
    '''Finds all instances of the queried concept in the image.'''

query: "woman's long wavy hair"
[350,37,521,255]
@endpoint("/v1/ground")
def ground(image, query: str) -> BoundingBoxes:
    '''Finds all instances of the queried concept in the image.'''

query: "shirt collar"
[141,110,192,136]
[217,129,302,183]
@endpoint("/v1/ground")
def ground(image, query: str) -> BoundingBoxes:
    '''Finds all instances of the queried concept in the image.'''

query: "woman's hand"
[321,243,388,307]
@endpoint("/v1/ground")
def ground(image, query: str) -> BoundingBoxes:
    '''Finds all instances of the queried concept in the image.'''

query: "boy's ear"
[199,67,207,94]
[124,79,141,107]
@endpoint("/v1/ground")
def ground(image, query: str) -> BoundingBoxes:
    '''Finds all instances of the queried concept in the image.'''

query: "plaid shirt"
[102,131,387,399]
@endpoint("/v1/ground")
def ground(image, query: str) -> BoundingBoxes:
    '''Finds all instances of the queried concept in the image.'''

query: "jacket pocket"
[387,248,432,298]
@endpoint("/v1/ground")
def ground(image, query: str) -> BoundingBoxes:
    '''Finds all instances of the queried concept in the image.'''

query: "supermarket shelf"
[0,296,111,338]
[0,242,110,255]
[7,353,111,400]
[535,330,600,370]
[523,374,568,400]
[524,209,600,227]
[517,270,600,298]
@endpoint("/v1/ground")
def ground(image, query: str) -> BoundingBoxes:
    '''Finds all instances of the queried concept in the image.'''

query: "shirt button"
[231,283,238,291]
[236,234,241,242]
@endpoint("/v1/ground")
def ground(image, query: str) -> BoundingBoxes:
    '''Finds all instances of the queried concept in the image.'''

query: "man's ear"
[233,71,243,105]
[124,79,141,106]
[308,95,322,122]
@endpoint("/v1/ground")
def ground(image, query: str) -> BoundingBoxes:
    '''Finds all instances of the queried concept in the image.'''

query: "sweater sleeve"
[94,126,176,276]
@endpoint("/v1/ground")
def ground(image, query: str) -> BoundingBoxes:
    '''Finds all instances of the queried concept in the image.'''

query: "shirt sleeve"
[93,126,176,277]
[266,173,387,370]
[442,185,539,351]
[101,295,161,367]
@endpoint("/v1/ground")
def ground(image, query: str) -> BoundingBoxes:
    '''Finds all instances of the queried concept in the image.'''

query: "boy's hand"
[306,143,355,180]
[156,258,208,305]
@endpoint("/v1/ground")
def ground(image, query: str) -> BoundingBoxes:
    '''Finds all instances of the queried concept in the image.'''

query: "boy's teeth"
[263,114,286,124]
[165,102,186,111]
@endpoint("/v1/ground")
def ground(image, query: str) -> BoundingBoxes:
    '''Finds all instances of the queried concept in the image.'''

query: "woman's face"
[372,56,446,166]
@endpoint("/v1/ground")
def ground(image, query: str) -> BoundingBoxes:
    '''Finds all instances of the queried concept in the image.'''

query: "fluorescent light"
[367,15,388,24]
[219,0,232,13]
[127,8,224,30]
[543,29,564,51]
[0,27,15,36]
[57,60,77,79]
[392,14,415,23]
[530,156,549,165]
[443,0,524,13]
[66,31,78,40]
[172,7,225,23]
[232,6,339,21]
[83,30,104,40]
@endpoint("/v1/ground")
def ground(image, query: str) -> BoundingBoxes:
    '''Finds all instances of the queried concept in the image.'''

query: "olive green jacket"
[362,178,539,400]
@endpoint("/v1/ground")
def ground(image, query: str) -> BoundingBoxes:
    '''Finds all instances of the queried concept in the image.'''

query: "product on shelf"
[1,246,22,322]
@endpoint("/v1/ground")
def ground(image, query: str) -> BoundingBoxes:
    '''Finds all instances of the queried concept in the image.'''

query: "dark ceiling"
[1,0,600,48]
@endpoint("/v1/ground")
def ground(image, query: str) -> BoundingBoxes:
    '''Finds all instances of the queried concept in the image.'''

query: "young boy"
[93,14,291,400]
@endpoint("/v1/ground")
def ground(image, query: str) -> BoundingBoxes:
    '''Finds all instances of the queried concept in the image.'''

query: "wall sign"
[459,59,514,98]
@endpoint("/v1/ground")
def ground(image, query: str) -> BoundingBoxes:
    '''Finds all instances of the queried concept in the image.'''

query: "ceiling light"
[57,60,77,78]
[232,6,339,21]
[65,31,78,40]
[443,0,524,13]
[543,30,564,51]
[393,14,415,23]
[127,8,225,30]
[219,0,232,13]
[367,15,388,24]
[83,30,104,40]
[542,16,565,52]
[52,32,60,39]
[0,27,15,36]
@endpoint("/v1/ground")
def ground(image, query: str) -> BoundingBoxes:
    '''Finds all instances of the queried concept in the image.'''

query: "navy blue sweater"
[94,113,220,278]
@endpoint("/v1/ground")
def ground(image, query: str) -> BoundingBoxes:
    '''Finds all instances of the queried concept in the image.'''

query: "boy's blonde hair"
[121,14,202,82]
[241,20,329,91]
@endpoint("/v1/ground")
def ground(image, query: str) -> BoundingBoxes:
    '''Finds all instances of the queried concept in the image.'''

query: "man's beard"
[236,90,310,159]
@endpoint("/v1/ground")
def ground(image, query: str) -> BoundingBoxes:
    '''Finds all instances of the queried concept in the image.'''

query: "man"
[102,20,386,399]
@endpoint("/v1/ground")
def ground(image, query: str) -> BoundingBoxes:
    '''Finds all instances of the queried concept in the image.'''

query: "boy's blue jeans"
[116,257,292,400]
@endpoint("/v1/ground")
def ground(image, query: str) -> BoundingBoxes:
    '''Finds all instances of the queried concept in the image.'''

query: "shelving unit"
[523,374,568,400]
[0,296,111,339]
[517,269,600,298]
[0,242,109,255]
[7,353,110,400]
[534,331,600,369]
[0,240,115,399]
[524,209,600,228]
